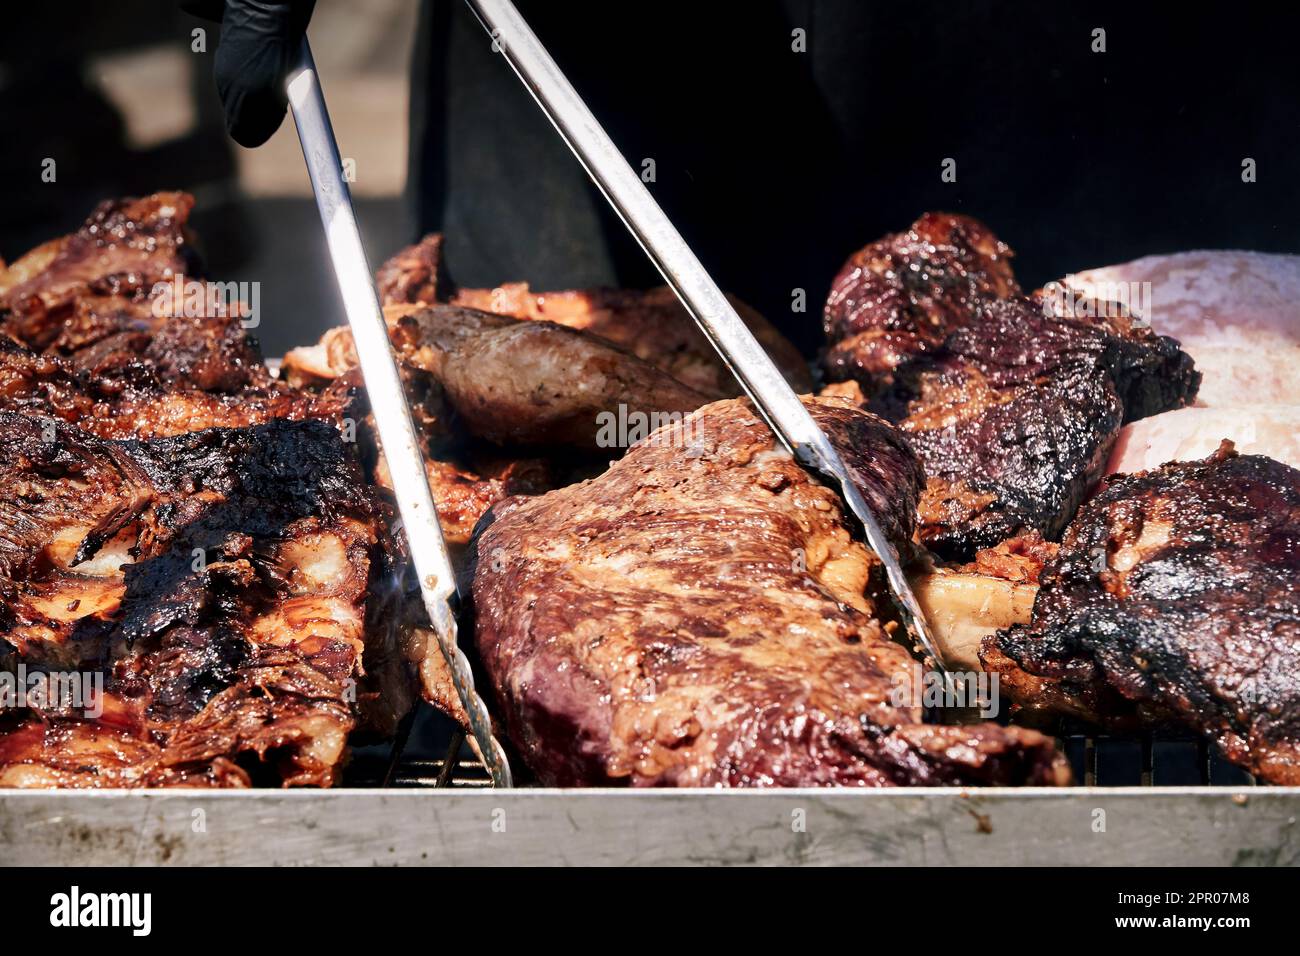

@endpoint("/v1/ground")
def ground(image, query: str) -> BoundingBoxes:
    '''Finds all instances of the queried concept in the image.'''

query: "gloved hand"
[183,0,318,147]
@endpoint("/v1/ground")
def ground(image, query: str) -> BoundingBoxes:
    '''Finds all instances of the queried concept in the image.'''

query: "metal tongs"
[464,0,944,673]
[286,41,513,786]
[285,3,943,791]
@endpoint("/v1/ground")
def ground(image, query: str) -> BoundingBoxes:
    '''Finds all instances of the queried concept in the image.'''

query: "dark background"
[2,0,1297,359]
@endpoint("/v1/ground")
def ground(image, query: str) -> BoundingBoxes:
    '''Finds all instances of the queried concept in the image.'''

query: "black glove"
[183,0,318,147]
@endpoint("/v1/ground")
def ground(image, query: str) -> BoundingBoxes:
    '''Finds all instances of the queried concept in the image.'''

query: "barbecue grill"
[6,703,1297,866]
[2,3,1298,870]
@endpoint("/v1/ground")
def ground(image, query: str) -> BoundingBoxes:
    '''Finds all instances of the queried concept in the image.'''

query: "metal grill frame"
[0,715,1290,864]
[2,785,1295,865]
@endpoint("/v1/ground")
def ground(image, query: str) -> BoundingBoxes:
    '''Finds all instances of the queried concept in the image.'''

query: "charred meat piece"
[374,448,554,548]
[0,193,197,349]
[886,295,1199,557]
[375,233,449,309]
[981,443,1300,784]
[0,335,348,440]
[1056,250,1300,408]
[470,396,1069,787]
[823,214,1199,557]
[283,323,558,559]
[374,234,813,395]
[0,413,408,787]
[0,193,273,392]
[822,212,1019,394]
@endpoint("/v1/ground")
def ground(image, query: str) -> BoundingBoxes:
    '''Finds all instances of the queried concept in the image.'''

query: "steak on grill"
[286,303,715,451]
[0,192,276,394]
[0,334,350,440]
[0,193,198,350]
[981,443,1300,784]
[823,214,1199,557]
[0,194,418,787]
[470,395,1069,787]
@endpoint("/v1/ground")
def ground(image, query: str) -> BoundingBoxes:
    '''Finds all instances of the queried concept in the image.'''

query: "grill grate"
[343,710,1257,789]
[1067,733,1254,787]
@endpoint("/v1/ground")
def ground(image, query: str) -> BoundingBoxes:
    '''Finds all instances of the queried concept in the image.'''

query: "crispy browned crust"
[823,214,1199,558]
[0,193,198,349]
[983,443,1300,783]
[0,334,350,439]
[822,212,1019,393]
[471,395,1069,787]
[961,531,1059,586]
[375,233,448,308]
[0,410,405,788]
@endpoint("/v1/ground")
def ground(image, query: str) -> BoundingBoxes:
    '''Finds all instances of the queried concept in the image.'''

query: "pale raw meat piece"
[1107,405,1300,475]
[1061,251,1300,408]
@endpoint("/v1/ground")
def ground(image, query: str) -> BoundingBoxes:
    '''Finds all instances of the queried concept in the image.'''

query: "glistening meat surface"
[374,232,813,396]
[0,414,408,787]
[887,295,1199,556]
[470,396,1069,787]
[982,443,1300,784]
[822,214,1199,557]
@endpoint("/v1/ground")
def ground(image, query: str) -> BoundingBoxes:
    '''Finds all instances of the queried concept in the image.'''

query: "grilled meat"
[374,445,555,547]
[981,443,1300,784]
[821,212,1019,395]
[0,335,348,440]
[375,234,813,395]
[470,395,1069,787]
[451,284,812,396]
[375,233,449,309]
[0,193,198,349]
[288,303,715,450]
[910,533,1057,671]
[891,295,1198,556]
[388,304,714,448]
[0,193,274,392]
[824,215,1199,557]
[0,193,428,789]
[0,413,407,787]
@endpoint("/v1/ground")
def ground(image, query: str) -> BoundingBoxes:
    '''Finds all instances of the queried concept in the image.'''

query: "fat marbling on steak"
[982,443,1300,784]
[470,396,1070,787]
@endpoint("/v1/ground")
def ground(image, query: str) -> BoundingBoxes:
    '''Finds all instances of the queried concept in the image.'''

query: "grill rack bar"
[352,726,1256,789]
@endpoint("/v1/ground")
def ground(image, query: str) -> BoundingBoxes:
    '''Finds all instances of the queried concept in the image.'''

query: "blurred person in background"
[3,2,1296,356]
